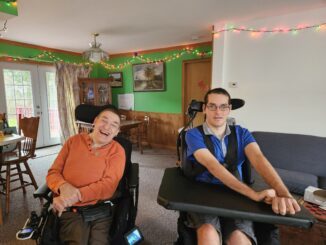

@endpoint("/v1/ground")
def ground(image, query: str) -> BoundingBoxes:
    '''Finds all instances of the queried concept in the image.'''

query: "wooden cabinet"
[78,78,112,105]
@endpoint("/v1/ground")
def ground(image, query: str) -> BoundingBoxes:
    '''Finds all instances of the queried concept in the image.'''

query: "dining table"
[0,133,25,225]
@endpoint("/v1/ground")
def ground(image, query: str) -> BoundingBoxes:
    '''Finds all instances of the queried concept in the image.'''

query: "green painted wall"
[0,41,100,77]
[0,0,18,16]
[97,46,212,114]
[0,42,82,63]
[0,41,212,114]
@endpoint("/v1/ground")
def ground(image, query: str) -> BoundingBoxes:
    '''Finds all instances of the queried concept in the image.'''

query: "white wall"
[212,8,326,137]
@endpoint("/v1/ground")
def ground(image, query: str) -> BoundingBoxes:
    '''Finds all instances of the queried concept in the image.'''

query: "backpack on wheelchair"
[16,104,141,245]
[174,99,279,245]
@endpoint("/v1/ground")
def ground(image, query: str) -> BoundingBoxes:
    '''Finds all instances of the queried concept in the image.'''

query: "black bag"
[110,196,134,244]
[77,202,113,222]
[37,210,61,245]
[175,212,196,245]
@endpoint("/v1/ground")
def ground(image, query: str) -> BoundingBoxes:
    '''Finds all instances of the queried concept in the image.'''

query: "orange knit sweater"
[46,133,125,206]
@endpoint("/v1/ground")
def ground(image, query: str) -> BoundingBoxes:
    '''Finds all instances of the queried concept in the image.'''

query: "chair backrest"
[75,104,118,123]
[114,135,133,180]
[0,112,9,128]
[142,115,149,131]
[177,97,253,182]
[75,104,132,193]
[19,114,40,140]
[140,115,150,142]
[19,115,40,157]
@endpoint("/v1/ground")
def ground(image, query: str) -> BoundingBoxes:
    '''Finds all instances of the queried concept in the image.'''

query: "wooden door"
[182,58,212,127]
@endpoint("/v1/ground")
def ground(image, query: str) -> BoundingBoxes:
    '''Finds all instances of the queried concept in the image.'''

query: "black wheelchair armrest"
[128,163,139,189]
[33,183,51,201]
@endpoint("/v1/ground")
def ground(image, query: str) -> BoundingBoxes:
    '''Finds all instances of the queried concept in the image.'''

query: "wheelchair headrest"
[187,98,245,117]
[75,104,118,123]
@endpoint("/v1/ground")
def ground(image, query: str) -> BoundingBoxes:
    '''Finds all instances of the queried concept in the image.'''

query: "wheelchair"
[173,99,279,245]
[17,104,140,245]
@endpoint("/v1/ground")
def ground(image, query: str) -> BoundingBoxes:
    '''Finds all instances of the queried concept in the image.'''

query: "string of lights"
[100,47,212,70]
[0,47,212,70]
[2,21,324,69]
[0,51,91,67]
[213,22,326,36]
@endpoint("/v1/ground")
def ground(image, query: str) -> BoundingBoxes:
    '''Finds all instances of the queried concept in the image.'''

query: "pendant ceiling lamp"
[82,33,109,63]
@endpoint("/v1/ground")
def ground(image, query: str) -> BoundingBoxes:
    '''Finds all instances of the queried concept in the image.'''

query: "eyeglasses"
[206,103,231,111]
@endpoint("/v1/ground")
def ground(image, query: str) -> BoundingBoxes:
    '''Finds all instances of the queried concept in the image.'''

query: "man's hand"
[52,196,66,217]
[58,182,81,206]
[253,189,276,204]
[272,196,301,215]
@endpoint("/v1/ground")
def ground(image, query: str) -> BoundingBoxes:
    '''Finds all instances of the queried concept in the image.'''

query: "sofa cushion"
[275,168,318,195]
[318,177,326,189]
[252,132,326,179]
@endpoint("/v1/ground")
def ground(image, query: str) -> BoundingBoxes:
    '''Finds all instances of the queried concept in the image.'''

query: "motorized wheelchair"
[164,99,292,245]
[17,104,140,244]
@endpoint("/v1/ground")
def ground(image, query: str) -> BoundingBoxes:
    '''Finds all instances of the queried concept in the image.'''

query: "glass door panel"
[3,68,35,127]
[39,68,60,145]
[0,62,61,147]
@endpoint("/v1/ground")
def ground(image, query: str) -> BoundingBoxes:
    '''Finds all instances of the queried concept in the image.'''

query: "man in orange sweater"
[46,108,125,245]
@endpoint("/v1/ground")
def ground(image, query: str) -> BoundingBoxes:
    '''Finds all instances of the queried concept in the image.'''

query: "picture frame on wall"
[132,62,165,92]
[108,72,123,87]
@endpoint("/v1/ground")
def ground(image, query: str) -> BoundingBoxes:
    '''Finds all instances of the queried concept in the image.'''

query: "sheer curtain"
[55,62,92,141]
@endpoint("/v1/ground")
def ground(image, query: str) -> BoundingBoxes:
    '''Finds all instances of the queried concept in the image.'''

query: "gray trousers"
[59,211,113,245]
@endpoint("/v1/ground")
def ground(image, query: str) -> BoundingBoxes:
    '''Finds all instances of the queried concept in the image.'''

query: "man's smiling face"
[92,110,120,146]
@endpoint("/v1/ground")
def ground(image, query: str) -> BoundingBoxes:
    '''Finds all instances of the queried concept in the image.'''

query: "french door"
[0,62,61,147]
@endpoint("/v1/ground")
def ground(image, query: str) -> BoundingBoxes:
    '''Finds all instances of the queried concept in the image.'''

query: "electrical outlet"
[229,82,238,88]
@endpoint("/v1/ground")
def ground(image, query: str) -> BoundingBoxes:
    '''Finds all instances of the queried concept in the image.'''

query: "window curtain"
[55,62,92,141]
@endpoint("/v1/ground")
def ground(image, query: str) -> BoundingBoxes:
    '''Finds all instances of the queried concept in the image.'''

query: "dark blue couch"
[249,131,326,196]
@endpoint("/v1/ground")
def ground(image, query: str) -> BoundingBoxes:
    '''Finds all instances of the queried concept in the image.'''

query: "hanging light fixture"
[82,33,109,63]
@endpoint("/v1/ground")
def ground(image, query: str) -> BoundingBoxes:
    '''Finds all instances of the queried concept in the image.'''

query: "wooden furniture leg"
[138,124,143,154]
[0,201,3,225]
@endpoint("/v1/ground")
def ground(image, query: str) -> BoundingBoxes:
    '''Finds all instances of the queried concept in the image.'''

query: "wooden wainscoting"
[118,110,183,150]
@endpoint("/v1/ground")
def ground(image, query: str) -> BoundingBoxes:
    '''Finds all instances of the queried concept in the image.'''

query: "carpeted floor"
[0,145,178,244]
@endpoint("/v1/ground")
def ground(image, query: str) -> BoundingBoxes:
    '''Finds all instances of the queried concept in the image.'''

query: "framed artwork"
[78,78,112,105]
[108,72,123,88]
[132,62,165,92]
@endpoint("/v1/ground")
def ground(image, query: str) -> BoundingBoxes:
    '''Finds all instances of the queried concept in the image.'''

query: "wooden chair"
[0,115,40,214]
[0,112,9,129]
[140,115,151,149]
[130,115,151,153]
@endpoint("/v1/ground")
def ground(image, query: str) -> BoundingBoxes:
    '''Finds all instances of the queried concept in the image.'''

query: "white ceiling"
[2,0,326,54]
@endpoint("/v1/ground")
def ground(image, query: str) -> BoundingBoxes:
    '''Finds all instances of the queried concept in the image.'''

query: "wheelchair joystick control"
[16,211,43,240]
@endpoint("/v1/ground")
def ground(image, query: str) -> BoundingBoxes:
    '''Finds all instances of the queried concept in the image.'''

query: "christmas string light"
[213,22,326,35]
[0,47,212,70]
[100,47,212,71]
[0,51,92,66]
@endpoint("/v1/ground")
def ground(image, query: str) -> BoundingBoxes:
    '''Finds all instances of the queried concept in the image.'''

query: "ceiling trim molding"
[0,38,81,56]
[0,56,55,66]
[110,41,212,58]
[0,39,212,59]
